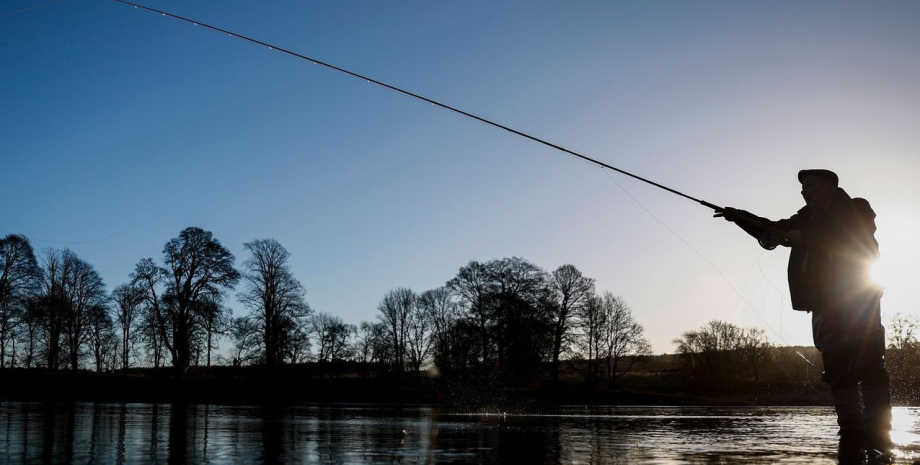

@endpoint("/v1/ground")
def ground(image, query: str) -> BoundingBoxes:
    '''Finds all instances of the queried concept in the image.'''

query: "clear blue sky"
[3,0,919,353]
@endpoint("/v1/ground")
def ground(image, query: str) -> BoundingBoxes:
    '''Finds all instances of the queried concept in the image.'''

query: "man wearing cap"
[716,169,891,465]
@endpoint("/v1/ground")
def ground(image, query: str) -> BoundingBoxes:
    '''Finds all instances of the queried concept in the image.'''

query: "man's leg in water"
[822,344,866,465]
[856,330,892,458]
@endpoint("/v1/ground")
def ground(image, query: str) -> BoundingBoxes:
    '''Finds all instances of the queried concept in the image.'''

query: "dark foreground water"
[0,402,918,464]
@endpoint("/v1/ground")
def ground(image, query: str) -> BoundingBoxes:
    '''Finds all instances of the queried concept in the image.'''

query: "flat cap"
[798,169,839,187]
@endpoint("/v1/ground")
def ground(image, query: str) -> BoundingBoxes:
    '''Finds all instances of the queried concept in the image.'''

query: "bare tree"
[62,250,107,370]
[87,304,116,372]
[310,312,353,363]
[445,257,553,385]
[353,321,385,376]
[353,321,381,364]
[20,296,42,368]
[886,312,919,386]
[285,322,311,364]
[132,228,240,376]
[112,283,145,369]
[446,261,493,374]
[548,264,595,384]
[377,288,415,376]
[485,257,551,385]
[34,249,107,370]
[37,250,70,369]
[575,293,607,385]
[673,320,766,386]
[737,327,771,382]
[600,293,651,387]
[195,298,231,370]
[229,316,261,366]
[138,305,167,368]
[132,258,168,368]
[0,234,40,368]
[418,287,459,372]
[238,238,311,367]
[406,301,433,375]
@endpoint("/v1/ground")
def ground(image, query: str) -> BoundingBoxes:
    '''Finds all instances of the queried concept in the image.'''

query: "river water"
[0,402,918,464]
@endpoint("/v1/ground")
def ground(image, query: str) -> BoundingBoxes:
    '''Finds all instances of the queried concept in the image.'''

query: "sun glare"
[869,259,888,288]
[871,210,920,294]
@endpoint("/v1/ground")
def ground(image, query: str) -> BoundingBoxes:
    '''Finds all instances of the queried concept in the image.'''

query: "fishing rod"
[111,0,786,239]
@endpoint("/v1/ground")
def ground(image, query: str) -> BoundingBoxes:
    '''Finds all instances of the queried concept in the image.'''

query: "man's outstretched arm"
[715,207,803,250]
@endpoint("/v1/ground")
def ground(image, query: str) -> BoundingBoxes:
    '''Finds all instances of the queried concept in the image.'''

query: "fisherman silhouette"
[716,169,892,465]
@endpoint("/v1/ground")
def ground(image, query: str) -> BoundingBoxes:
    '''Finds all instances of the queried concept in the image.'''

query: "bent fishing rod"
[112,0,783,237]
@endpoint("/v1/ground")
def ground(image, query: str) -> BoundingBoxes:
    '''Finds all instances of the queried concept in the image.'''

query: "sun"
[870,208,920,295]
[869,258,888,288]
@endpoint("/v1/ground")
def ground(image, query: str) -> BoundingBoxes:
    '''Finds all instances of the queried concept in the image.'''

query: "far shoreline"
[0,367,857,408]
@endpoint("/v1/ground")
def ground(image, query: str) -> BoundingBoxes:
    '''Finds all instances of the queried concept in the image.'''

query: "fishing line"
[597,165,786,343]
[110,0,737,218]
[111,0,837,404]
[109,0,795,336]
[758,249,785,339]
[0,0,71,18]
[595,166,835,403]
[111,0,797,338]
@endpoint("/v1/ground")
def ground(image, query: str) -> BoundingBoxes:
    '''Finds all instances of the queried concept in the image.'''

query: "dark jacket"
[735,188,880,312]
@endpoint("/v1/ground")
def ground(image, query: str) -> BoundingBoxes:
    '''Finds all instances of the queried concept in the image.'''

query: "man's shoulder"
[851,197,871,207]
[851,197,874,212]
[849,197,876,221]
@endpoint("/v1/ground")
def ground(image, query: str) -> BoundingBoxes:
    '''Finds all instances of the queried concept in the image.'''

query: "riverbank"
[0,367,842,407]
[3,349,916,407]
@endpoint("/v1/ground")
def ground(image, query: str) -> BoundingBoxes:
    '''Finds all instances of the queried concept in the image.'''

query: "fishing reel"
[759,230,782,250]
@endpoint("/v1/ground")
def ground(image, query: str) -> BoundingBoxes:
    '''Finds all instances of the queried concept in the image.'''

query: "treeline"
[0,229,653,385]
[670,317,920,403]
[886,313,920,399]
[2,229,918,395]
[331,259,655,388]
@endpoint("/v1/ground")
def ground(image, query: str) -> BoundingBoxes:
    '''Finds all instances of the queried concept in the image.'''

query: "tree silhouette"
[61,250,107,370]
[132,227,239,376]
[111,283,144,370]
[34,249,107,370]
[229,316,260,366]
[674,320,770,387]
[406,299,433,375]
[310,312,353,363]
[548,264,595,384]
[418,287,459,373]
[576,293,607,385]
[598,292,650,387]
[377,287,415,377]
[238,238,311,367]
[194,297,231,369]
[486,257,551,385]
[0,234,40,368]
[87,303,116,372]
[886,312,919,392]
[446,261,493,378]
[353,321,384,376]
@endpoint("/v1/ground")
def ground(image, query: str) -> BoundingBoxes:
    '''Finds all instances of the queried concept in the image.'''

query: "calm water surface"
[1,402,918,464]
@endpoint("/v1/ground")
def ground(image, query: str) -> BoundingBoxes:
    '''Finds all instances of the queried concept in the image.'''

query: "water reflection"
[0,402,918,464]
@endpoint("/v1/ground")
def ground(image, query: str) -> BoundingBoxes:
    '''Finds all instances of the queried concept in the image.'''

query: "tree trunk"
[48,332,60,369]
[122,328,129,370]
[27,326,35,368]
[606,356,614,388]
[551,327,563,384]
[95,342,103,373]
[173,320,190,377]
[70,336,80,370]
